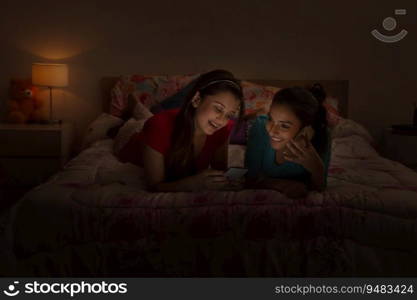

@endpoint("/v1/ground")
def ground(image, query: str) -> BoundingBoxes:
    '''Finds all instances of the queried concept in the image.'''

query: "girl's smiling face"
[265,103,302,150]
[193,91,240,135]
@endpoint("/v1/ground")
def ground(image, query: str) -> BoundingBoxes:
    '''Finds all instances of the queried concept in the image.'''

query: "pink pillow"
[110,76,136,117]
[110,74,199,117]
[154,74,199,103]
[323,96,342,127]
[241,81,280,115]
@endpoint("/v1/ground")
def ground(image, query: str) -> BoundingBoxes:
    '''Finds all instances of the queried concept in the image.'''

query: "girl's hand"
[187,169,229,191]
[223,178,245,191]
[283,136,324,174]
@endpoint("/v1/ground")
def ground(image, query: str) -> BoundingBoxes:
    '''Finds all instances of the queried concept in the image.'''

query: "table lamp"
[32,63,68,123]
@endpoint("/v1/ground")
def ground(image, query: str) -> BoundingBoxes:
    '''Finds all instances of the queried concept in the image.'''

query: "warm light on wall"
[14,31,100,60]
[32,63,68,123]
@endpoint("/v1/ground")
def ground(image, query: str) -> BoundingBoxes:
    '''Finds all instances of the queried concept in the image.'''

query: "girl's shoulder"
[152,108,179,120]
[142,109,180,155]
[146,108,179,127]
[143,109,180,139]
[248,114,268,133]
[255,114,268,123]
[247,115,269,144]
[248,114,268,128]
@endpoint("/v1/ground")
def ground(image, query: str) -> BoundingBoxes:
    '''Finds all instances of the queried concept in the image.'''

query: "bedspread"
[5,122,417,277]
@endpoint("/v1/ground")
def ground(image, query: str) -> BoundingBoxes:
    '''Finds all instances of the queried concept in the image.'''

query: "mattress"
[5,120,417,276]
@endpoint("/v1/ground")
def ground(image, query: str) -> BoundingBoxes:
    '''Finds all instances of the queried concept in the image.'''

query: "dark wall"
[0,0,416,144]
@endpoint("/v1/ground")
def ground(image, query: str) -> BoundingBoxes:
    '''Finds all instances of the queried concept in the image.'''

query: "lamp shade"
[32,63,68,87]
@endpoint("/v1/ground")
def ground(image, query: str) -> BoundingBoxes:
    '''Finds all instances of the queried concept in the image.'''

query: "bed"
[3,76,417,277]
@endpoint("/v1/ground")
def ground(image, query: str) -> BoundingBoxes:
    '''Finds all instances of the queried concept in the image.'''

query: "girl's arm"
[284,139,327,192]
[309,141,331,192]
[244,118,264,178]
[143,145,227,192]
[306,159,326,192]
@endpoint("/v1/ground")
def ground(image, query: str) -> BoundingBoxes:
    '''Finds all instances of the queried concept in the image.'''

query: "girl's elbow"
[147,184,158,192]
[146,180,163,192]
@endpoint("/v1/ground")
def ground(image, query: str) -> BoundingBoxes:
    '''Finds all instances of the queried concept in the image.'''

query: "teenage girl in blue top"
[245,84,331,198]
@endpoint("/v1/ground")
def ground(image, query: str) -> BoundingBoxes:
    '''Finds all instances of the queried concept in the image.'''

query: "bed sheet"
[5,121,417,276]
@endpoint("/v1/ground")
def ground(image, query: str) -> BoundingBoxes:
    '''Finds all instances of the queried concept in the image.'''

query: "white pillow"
[133,100,153,120]
[331,118,374,144]
[82,113,123,149]
[113,118,149,154]
[113,102,154,154]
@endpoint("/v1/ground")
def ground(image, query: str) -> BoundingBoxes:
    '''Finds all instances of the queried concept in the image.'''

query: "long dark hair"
[272,84,328,155]
[166,70,245,180]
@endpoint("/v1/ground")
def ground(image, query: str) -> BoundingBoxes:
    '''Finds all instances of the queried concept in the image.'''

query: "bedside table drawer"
[0,123,73,187]
[0,158,61,187]
[0,129,61,157]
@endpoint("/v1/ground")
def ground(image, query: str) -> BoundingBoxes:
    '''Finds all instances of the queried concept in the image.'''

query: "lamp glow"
[32,63,68,123]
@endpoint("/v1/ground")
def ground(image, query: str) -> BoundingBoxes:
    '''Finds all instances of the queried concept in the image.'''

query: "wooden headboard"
[100,77,349,118]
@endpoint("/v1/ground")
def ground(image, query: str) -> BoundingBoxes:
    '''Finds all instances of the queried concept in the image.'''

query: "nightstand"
[381,127,417,171]
[0,123,74,188]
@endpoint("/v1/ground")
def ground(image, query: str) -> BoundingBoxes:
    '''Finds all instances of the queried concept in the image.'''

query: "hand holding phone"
[294,126,314,146]
[224,167,248,181]
[283,126,315,161]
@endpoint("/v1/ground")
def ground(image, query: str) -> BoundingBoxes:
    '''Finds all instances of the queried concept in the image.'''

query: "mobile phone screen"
[295,126,314,142]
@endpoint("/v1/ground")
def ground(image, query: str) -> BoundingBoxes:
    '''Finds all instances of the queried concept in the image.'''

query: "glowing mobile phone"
[291,126,315,147]
[224,167,248,181]
[283,126,315,158]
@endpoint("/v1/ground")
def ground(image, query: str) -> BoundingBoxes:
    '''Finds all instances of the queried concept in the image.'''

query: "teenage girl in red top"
[119,70,245,192]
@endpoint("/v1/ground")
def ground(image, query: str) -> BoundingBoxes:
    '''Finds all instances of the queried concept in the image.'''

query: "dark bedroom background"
[0,0,415,147]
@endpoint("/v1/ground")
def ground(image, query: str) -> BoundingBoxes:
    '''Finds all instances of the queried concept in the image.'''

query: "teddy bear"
[5,79,47,123]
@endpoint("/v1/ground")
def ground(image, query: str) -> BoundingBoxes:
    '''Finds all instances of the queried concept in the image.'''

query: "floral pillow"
[110,76,135,117]
[155,74,199,103]
[323,96,342,127]
[110,74,199,117]
[150,78,197,114]
[241,81,280,115]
